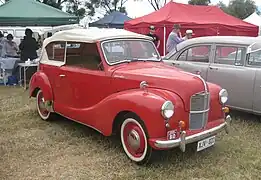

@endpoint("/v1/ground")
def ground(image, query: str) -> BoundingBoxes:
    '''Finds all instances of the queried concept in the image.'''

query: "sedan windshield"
[102,39,161,65]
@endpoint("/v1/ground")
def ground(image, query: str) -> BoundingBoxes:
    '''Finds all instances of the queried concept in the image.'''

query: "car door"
[43,41,74,115]
[61,41,111,126]
[206,44,255,111]
[248,48,261,113]
[165,44,214,79]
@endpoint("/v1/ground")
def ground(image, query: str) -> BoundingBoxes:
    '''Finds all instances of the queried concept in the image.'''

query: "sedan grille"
[189,92,210,130]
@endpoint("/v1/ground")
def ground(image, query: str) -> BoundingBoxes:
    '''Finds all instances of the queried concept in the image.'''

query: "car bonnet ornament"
[140,81,148,91]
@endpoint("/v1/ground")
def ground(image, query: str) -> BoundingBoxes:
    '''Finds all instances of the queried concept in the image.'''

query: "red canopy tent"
[124,2,258,55]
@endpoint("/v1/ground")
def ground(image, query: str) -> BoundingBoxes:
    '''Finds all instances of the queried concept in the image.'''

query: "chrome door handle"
[209,66,218,70]
[59,74,66,77]
[195,70,201,75]
[172,62,180,66]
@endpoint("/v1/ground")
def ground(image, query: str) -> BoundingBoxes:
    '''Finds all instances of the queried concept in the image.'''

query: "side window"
[45,41,65,62]
[65,42,103,71]
[248,49,261,66]
[215,46,245,66]
[177,45,211,63]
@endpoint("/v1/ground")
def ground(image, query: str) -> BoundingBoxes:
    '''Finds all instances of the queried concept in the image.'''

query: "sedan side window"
[177,45,211,63]
[215,46,244,66]
[248,49,261,66]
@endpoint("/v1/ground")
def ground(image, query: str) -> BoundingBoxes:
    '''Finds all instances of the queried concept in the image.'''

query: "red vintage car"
[29,28,231,165]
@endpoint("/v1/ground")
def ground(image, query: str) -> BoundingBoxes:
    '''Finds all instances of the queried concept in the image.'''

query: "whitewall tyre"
[36,89,52,121]
[120,117,152,165]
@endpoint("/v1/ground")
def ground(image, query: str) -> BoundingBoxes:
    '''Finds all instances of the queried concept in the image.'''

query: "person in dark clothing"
[12,28,39,84]
[19,28,39,61]
[146,25,160,49]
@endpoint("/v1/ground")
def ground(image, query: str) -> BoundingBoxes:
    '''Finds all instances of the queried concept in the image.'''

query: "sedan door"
[164,44,214,79]
[206,44,255,111]
[248,49,261,113]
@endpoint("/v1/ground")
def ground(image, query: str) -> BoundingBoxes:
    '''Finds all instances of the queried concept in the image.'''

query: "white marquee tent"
[244,12,261,36]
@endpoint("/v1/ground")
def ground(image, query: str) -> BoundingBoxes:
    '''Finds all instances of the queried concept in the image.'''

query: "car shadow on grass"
[46,113,225,167]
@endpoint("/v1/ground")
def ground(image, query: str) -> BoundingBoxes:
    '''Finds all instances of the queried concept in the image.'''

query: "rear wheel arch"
[29,72,54,101]
[31,87,40,97]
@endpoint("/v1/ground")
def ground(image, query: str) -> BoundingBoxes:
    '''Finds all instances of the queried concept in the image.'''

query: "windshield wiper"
[128,58,147,62]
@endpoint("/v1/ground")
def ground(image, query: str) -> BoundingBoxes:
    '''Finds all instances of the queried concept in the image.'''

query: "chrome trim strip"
[190,109,209,114]
[56,112,103,134]
[196,74,208,92]
[181,71,208,92]
[154,115,231,149]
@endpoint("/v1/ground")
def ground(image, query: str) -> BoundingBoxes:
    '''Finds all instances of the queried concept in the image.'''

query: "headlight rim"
[219,89,228,104]
[161,100,174,119]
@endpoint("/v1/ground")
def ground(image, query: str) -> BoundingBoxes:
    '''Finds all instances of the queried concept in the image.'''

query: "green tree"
[188,0,211,5]
[85,0,128,16]
[65,0,86,18]
[41,0,64,9]
[145,0,167,11]
[218,0,259,19]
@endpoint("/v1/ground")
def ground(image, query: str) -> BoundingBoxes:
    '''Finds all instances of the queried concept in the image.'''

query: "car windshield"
[102,39,161,65]
[247,42,261,66]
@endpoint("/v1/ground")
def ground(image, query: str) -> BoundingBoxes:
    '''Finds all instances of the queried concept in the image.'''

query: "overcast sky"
[122,0,261,18]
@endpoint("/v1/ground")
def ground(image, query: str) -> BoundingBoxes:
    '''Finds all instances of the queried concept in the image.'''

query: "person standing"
[183,29,194,40]
[146,25,160,49]
[2,34,18,57]
[166,24,184,54]
[12,29,39,82]
[19,28,39,61]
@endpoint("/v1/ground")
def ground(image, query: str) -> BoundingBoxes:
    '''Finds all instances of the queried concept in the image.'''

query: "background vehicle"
[164,36,261,115]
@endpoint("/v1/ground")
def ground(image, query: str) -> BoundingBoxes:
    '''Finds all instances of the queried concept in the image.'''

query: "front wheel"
[120,116,153,165]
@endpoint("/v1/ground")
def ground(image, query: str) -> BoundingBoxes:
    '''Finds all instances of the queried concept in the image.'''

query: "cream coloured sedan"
[163,36,261,115]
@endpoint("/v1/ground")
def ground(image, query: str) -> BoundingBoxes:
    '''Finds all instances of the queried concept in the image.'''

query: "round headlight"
[161,101,174,119]
[219,89,228,104]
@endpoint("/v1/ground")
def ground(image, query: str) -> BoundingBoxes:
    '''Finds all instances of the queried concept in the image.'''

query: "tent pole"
[163,25,166,56]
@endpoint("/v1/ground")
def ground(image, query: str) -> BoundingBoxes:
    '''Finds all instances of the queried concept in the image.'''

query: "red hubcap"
[123,122,146,158]
[37,91,49,117]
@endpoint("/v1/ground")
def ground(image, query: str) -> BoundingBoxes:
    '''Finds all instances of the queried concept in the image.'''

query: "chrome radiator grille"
[189,92,210,130]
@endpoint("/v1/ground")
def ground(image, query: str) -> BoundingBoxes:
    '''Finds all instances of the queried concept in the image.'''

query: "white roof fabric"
[244,12,261,36]
[43,28,152,47]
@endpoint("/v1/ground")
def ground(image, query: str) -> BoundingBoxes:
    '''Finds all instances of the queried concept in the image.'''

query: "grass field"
[1,86,261,180]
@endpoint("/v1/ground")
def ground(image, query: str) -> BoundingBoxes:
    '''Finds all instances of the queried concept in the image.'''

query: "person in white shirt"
[183,30,194,40]
[2,34,18,57]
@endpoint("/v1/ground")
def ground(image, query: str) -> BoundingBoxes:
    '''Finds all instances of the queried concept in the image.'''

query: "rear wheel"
[36,89,53,121]
[120,115,152,165]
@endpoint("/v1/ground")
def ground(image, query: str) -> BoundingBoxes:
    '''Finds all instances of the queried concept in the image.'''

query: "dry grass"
[1,86,261,180]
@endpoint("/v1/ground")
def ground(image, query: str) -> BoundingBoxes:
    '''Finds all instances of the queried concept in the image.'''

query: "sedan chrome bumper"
[154,115,232,152]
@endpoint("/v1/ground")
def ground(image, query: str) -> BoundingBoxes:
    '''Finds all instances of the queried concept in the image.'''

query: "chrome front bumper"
[154,115,232,152]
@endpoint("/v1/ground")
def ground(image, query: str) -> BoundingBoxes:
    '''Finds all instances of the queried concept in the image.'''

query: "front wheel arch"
[112,111,141,135]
